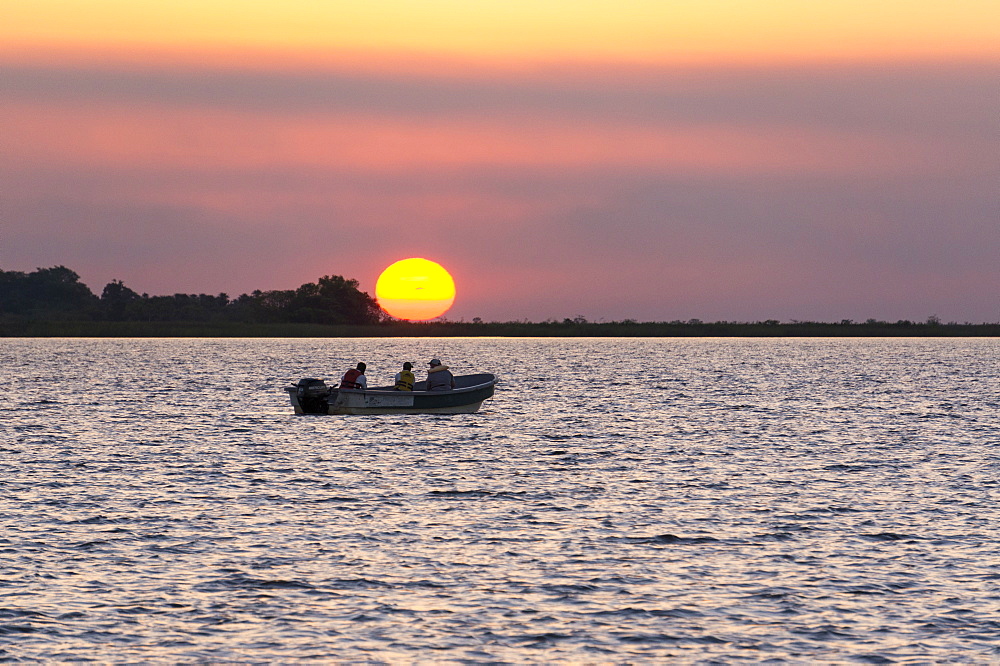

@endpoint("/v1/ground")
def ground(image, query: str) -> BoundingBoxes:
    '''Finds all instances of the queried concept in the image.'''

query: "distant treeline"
[0,265,384,326]
[2,265,999,337]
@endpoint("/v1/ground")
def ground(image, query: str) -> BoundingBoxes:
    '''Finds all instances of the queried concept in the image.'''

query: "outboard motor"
[295,378,331,414]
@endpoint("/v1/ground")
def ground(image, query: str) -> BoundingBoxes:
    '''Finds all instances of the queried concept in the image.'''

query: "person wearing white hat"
[426,358,455,391]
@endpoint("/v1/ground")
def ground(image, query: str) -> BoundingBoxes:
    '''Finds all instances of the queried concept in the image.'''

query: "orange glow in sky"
[3,0,999,66]
[375,258,456,321]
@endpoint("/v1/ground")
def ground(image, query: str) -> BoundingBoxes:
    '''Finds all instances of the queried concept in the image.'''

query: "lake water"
[3,337,1000,662]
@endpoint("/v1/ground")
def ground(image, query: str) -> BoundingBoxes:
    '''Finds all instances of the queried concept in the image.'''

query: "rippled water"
[3,337,1000,662]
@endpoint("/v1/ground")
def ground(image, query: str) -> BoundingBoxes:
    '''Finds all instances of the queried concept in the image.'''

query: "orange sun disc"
[375,258,456,321]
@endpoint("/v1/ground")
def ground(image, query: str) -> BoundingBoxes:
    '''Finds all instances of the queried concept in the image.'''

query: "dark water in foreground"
[3,337,1000,663]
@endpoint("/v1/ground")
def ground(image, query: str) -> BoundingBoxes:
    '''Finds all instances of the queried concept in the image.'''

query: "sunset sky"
[3,1,998,322]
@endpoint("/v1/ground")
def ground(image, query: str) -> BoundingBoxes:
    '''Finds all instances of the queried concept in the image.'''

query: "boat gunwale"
[338,382,495,396]
[317,373,497,396]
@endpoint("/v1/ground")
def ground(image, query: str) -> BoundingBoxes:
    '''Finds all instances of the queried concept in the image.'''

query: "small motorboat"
[286,373,498,415]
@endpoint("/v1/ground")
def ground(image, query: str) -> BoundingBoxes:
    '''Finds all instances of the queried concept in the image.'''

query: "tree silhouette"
[0,266,97,316]
[1,266,384,325]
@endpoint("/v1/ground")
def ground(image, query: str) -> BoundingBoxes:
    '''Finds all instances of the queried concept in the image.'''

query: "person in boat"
[339,362,367,390]
[426,358,455,391]
[394,362,415,391]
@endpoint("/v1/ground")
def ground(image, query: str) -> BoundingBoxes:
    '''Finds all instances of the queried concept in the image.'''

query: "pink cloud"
[2,60,997,323]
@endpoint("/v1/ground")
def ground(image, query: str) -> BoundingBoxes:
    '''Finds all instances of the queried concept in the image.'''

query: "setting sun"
[375,258,456,321]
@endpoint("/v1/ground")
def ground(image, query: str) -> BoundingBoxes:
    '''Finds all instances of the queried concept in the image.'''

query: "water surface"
[3,338,1000,662]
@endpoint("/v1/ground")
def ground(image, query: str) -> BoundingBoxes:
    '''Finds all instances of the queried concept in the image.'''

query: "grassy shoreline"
[3,320,1000,337]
